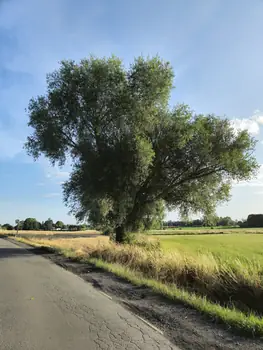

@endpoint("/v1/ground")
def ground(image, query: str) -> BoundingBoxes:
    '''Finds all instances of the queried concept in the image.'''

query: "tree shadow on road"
[0,247,52,259]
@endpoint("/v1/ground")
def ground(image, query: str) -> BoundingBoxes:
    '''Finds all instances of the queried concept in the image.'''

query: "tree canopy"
[247,214,263,228]
[55,220,64,229]
[25,55,259,242]
[43,218,53,231]
[23,218,40,231]
[2,223,13,230]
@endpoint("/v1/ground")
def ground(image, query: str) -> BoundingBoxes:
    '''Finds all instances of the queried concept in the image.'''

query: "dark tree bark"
[115,225,125,243]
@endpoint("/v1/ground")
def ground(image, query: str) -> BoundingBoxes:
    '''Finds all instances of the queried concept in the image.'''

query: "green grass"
[150,227,263,235]
[14,235,263,337]
[90,258,263,337]
[163,226,237,230]
[13,237,263,337]
[158,233,263,263]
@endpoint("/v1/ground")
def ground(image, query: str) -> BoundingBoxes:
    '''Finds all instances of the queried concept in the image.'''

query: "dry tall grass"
[0,230,100,235]
[21,235,263,314]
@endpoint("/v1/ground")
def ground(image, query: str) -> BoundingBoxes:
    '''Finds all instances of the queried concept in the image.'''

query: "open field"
[163,225,238,230]
[14,233,263,336]
[0,229,100,235]
[150,227,263,235]
[0,230,101,240]
[158,233,263,262]
[21,236,109,249]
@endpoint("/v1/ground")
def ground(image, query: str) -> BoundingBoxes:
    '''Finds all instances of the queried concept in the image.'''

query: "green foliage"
[247,214,263,227]
[43,218,53,231]
[25,55,259,242]
[238,219,248,228]
[2,223,13,230]
[217,216,235,226]
[55,220,64,229]
[23,218,41,230]
[202,214,219,227]
[141,200,165,230]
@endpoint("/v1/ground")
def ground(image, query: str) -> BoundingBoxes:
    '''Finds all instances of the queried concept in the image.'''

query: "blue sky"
[0,0,263,225]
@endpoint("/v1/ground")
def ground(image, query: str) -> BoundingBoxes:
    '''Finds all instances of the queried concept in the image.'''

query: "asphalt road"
[0,238,177,350]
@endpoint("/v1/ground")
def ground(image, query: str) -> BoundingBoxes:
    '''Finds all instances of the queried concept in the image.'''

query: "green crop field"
[158,233,263,262]
[17,231,263,336]
[163,225,237,230]
[150,227,263,236]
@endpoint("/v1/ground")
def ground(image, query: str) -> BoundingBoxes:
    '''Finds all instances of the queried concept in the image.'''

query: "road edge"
[6,237,263,350]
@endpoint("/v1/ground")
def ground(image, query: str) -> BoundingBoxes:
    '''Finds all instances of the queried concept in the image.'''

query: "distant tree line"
[241,214,263,228]
[2,213,263,231]
[164,214,263,229]
[163,216,239,228]
[0,218,88,231]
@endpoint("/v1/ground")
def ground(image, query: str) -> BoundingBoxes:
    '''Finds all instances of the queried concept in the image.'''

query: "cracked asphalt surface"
[0,238,177,349]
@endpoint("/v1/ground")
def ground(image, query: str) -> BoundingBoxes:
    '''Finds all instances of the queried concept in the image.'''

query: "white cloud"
[230,118,260,135]
[253,115,263,125]
[36,182,45,186]
[230,110,263,138]
[43,193,60,198]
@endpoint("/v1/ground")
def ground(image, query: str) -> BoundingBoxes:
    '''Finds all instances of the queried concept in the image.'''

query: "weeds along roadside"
[14,235,263,336]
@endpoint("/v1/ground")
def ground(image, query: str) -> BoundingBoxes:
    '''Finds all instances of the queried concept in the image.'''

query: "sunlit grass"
[150,227,263,235]
[90,259,263,337]
[15,234,263,336]
[158,233,263,263]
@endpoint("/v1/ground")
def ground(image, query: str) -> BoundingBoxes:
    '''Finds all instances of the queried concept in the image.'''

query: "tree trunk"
[115,225,125,243]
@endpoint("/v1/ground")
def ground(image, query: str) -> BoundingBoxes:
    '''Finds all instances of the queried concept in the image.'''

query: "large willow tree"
[25,56,258,242]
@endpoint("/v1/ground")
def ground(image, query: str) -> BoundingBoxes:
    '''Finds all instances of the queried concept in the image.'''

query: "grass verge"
[90,258,263,337]
[13,236,263,337]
